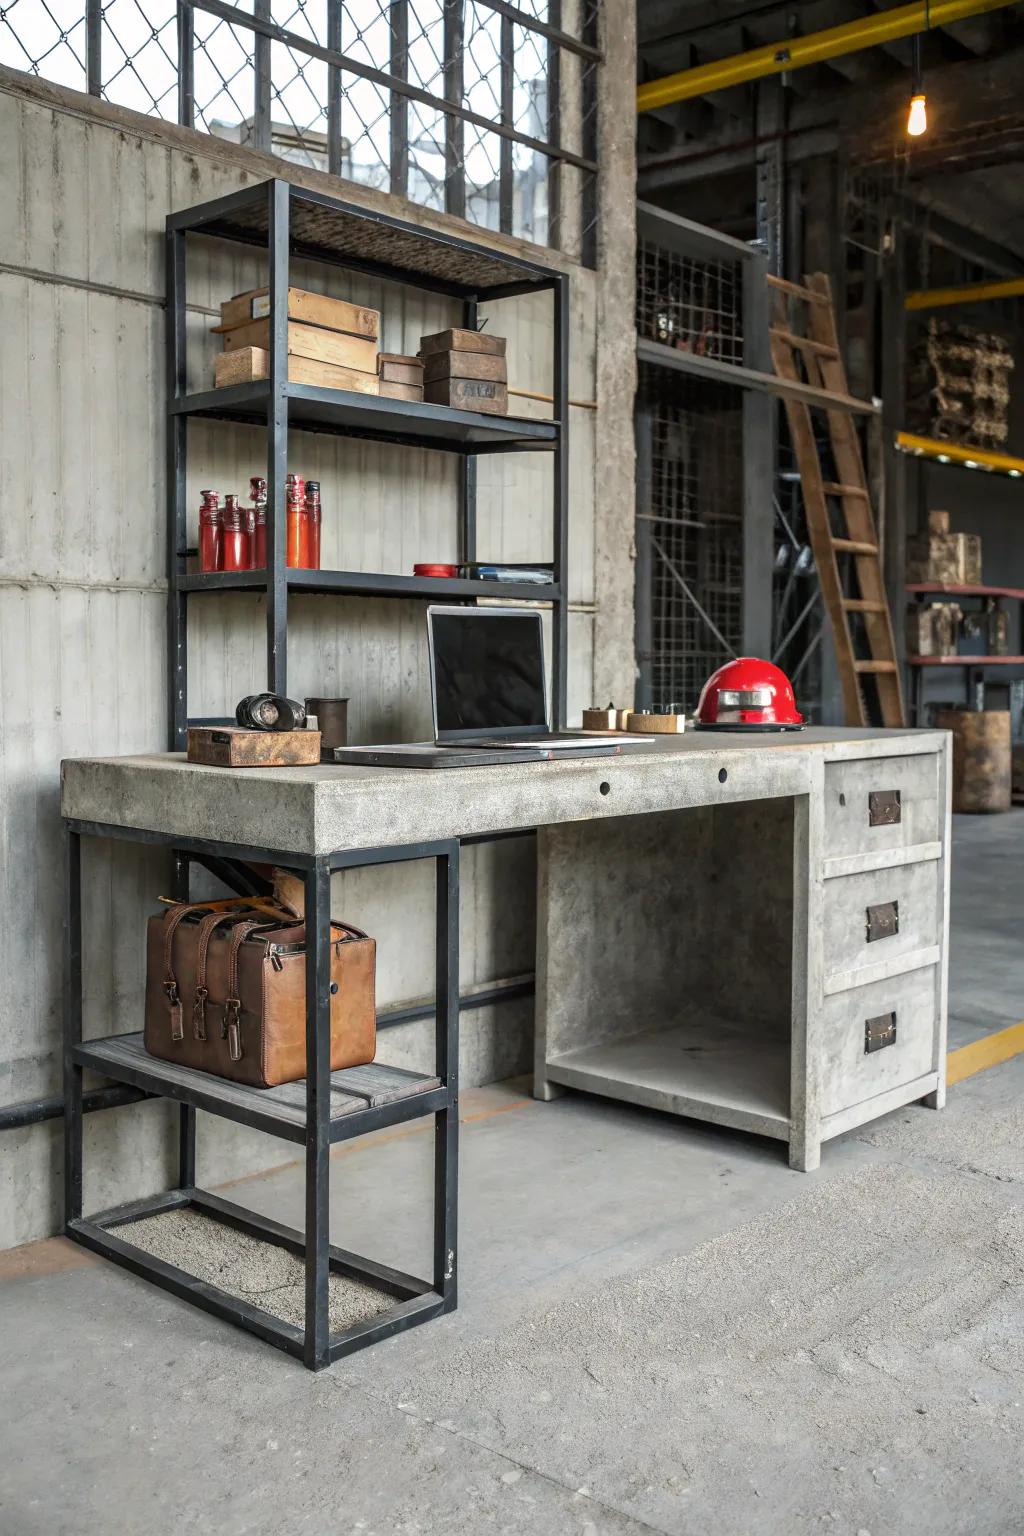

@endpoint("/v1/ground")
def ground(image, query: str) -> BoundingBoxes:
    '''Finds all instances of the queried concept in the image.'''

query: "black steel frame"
[633,203,774,710]
[167,177,570,744]
[63,818,460,1371]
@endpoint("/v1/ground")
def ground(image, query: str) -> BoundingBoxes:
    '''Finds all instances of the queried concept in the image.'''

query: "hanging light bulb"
[906,26,928,137]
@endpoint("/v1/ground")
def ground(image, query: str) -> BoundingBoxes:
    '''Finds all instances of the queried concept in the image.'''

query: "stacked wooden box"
[377,353,425,401]
[906,509,982,585]
[213,287,380,395]
[420,328,508,415]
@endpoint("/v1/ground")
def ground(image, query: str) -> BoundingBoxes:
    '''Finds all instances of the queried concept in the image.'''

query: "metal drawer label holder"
[865,899,899,943]
[868,789,902,827]
[865,1011,898,1053]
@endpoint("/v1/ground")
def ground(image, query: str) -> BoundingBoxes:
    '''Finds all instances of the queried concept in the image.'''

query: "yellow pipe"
[906,276,1024,310]
[637,0,1017,113]
[896,431,1024,476]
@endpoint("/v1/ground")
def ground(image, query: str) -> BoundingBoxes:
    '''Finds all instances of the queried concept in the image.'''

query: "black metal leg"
[63,828,84,1227]
[172,850,197,1187]
[552,273,570,729]
[434,841,460,1309]
[267,180,290,695]
[304,858,332,1370]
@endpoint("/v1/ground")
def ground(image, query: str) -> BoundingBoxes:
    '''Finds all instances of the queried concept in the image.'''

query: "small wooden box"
[379,380,425,401]
[220,318,378,375]
[216,286,379,340]
[214,347,380,395]
[419,327,506,358]
[906,509,982,585]
[187,727,322,768]
[422,349,507,384]
[378,352,425,386]
[423,377,509,415]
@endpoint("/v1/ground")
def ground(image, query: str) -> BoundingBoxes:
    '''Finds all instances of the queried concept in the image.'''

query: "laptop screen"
[430,609,548,737]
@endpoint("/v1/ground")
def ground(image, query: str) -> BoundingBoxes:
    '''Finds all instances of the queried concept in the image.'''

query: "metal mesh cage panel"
[636,237,744,366]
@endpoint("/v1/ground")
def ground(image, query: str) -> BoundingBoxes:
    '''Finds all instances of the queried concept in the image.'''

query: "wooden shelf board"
[907,655,1024,667]
[907,583,1024,600]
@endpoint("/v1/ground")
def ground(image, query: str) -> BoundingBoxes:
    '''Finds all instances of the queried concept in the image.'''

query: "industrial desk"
[60,725,951,1368]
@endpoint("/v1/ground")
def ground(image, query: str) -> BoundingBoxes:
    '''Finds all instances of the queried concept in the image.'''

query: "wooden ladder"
[768,273,905,728]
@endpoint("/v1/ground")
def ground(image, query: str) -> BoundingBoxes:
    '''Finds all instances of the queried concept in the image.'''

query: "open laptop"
[328,606,649,769]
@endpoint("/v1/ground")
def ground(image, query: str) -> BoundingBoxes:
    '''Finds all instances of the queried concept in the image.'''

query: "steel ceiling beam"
[637,0,1018,113]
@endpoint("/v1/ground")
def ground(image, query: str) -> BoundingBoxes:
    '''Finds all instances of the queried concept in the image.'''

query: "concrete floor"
[2,813,1023,1536]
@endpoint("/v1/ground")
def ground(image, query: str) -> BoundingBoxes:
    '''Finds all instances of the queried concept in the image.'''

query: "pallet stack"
[420,328,508,415]
[213,286,380,395]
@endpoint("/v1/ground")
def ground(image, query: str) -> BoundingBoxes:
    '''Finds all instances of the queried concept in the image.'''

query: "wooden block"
[221,318,378,374]
[377,353,424,386]
[906,531,982,585]
[214,347,379,395]
[423,377,508,415]
[422,349,508,384]
[216,286,378,340]
[187,727,322,768]
[378,380,424,401]
[419,327,506,358]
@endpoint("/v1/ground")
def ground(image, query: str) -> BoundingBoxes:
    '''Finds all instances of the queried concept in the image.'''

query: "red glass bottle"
[198,490,222,573]
[250,476,268,569]
[304,480,321,570]
[286,473,307,569]
[222,494,250,572]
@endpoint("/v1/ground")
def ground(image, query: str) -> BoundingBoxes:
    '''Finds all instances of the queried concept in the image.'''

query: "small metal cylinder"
[305,697,349,749]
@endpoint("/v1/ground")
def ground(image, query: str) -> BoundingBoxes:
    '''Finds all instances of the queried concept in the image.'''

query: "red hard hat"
[696,657,804,731]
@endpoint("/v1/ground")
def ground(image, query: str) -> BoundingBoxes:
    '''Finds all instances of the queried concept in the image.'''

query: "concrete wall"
[0,19,636,1248]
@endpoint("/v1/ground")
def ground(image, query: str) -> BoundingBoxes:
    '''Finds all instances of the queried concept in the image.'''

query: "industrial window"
[0,0,600,260]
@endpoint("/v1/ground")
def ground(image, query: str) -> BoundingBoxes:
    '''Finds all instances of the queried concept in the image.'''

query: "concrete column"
[592,0,637,708]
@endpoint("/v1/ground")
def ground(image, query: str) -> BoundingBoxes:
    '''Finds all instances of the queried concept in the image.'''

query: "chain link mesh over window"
[0,0,599,259]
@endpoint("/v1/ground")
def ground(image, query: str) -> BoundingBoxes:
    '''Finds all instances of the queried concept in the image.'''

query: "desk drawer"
[823,857,941,991]
[821,964,938,1116]
[823,754,941,860]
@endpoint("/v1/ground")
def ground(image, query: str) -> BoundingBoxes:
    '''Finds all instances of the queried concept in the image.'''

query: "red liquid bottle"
[250,476,268,568]
[222,494,250,572]
[304,480,321,570]
[286,473,307,568]
[198,490,222,573]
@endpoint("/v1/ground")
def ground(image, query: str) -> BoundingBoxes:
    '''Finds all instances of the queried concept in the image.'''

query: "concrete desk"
[60,724,950,1364]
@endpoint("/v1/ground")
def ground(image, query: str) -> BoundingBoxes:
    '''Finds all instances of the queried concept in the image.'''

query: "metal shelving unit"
[167,177,571,746]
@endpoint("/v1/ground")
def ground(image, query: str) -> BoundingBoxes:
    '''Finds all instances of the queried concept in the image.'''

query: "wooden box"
[422,349,507,384]
[379,380,424,401]
[216,286,378,340]
[214,347,380,395]
[905,601,961,657]
[187,727,322,768]
[906,509,982,585]
[423,377,509,415]
[221,318,378,376]
[378,352,425,386]
[418,327,506,358]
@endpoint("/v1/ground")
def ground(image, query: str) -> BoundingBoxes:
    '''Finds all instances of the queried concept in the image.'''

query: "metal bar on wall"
[166,225,188,749]
[499,14,514,236]
[552,273,570,727]
[477,0,601,58]
[579,0,599,268]
[177,1,195,127]
[327,0,343,178]
[389,0,409,198]
[547,0,562,253]
[86,0,102,96]
[443,0,467,219]
[634,399,654,709]
[253,0,273,153]
[459,296,479,566]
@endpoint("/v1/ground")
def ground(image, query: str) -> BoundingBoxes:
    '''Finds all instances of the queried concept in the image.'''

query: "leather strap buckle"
[192,984,209,1042]
[223,997,243,1062]
[163,978,183,1042]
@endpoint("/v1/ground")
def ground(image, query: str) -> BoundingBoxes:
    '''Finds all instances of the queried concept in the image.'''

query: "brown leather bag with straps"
[144,899,376,1087]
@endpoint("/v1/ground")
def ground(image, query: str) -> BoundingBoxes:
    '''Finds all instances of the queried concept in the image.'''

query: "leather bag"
[144,899,376,1088]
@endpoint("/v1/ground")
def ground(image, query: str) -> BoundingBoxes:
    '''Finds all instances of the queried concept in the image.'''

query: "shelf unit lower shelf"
[908,655,1024,667]
[171,382,559,454]
[907,583,1024,600]
[74,1032,446,1146]
[179,569,559,603]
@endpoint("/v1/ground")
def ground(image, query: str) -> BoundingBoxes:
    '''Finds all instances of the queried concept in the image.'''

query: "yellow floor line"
[947,1021,1024,1086]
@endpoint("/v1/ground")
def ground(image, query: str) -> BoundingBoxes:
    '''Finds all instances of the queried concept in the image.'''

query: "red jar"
[286,473,307,569]
[198,490,222,573]
[304,480,321,570]
[222,495,250,572]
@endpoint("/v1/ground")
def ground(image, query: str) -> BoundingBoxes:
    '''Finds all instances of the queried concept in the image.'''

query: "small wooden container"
[423,378,508,414]
[419,327,506,358]
[187,727,322,768]
[934,708,1010,813]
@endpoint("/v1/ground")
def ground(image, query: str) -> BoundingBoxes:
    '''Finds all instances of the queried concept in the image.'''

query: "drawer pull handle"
[868,789,901,827]
[865,1011,897,1053]
[866,900,899,942]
